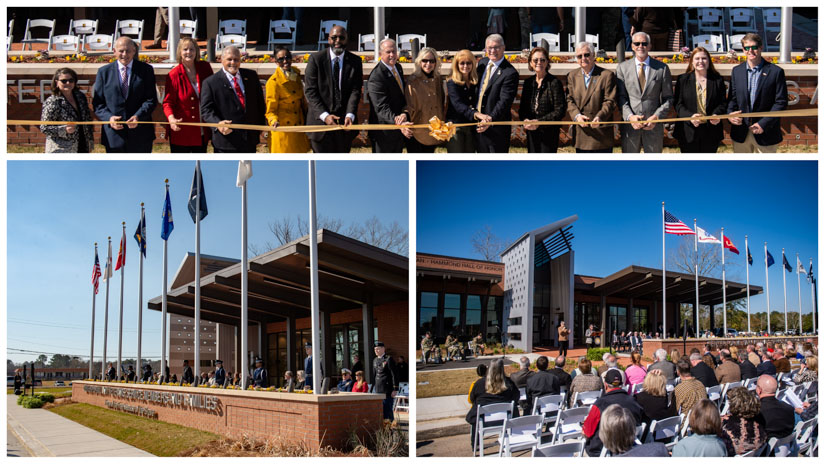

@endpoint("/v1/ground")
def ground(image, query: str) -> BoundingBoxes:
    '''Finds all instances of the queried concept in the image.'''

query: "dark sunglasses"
[276,56,291,62]
[328,35,345,41]
[59,78,76,84]
[632,41,649,47]
[458,61,474,66]
[421,58,436,64]
[575,53,591,59]
[743,45,760,51]
[531,58,547,63]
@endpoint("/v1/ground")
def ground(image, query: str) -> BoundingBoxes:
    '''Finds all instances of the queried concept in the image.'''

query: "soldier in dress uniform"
[303,343,323,388]
[371,341,399,420]
[181,359,194,385]
[253,357,269,387]
[214,360,226,387]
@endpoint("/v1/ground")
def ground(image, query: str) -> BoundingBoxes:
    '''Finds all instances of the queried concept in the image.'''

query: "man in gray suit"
[616,31,673,152]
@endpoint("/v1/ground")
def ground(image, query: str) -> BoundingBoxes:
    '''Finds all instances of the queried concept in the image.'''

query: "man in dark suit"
[728,33,788,153]
[757,349,778,377]
[366,38,412,152]
[475,34,519,152]
[371,341,399,420]
[304,25,363,153]
[525,356,560,410]
[106,362,116,381]
[755,375,796,440]
[200,46,265,152]
[689,352,719,388]
[303,343,314,388]
[737,352,758,381]
[550,355,572,391]
[181,359,194,385]
[92,37,158,152]
[214,360,226,387]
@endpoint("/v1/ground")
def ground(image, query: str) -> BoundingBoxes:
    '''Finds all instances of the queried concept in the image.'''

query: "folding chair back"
[646,415,682,445]
[216,34,247,54]
[114,19,144,44]
[794,417,817,455]
[68,19,98,37]
[474,402,514,456]
[767,432,798,457]
[22,18,55,50]
[691,34,724,53]
[572,390,601,407]
[568,33,599,52]
[268,19,296,51]
[761,8,781,51]
[729,8,757,35]
[552,407,589,444]
[498,414,544,457]
[696,8,725,35]
[529,33,560,52]
[532,440,585,457]
[532,394,564,429]
[84,33,114,53]
[219,19,246,35]
[50,34,80,52]
[7,19,13,51]
[396,33,427,52]
[179,19,198,38]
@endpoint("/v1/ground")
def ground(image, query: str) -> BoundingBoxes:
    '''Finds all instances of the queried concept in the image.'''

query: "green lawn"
[48,402,220,456]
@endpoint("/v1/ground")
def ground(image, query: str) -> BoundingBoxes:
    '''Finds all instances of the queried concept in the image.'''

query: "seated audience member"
[690,352,719,388]
[738,351,758,381]
[674,359,708,416]
[635,370,677,425]
[648,348,676,381]
[283,370,294,388]
[599,354,627,385]
[232,372,241,387]
[720,386,767,456]
[772,348,791,373]
[754,375,796,441]
[551,355,572,392]
[715,349,741,385]
[583,370,643,456]
[465,359,520,449]
[420,332,436,364]
[672,399,727,456]
[337,368,354,392]
[600,404,669,457]
[352,370,369,392]
[526,356,560,410]
[747,344,761,367]
[468,363,489,404]
[568,358,603,407]
[296,370,306,389]
[793,355,817,384]
[509,356,533,413]
[624,352,647,388]
[756,348,777,377]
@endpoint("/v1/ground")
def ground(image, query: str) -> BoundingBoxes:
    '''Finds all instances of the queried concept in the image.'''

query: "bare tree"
[471,225,505,262]
[269,216,296,245]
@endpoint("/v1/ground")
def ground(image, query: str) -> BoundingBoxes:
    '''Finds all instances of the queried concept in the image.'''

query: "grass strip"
[48,402,220,456]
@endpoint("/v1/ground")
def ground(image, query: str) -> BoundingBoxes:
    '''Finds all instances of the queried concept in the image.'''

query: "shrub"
[20,396,45,408]
[587,348,613,361]
[36,392,56,403]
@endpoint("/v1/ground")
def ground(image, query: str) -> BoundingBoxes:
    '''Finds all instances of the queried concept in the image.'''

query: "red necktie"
[233,75,245,109]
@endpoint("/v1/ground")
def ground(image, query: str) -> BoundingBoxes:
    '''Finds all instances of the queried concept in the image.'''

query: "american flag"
[92,250,101,294]
[664,210,695,235]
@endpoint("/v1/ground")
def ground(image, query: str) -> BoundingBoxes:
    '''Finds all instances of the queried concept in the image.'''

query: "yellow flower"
[662,58,669,63]
[80,55,87,62]
[303,53,310,62]
[360,55,366,62]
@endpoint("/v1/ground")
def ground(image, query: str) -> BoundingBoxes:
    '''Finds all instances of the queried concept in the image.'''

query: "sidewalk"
[6,395,153,457]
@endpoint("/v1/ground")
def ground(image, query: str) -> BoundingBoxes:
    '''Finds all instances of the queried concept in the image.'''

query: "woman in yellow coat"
[265,47,310,153]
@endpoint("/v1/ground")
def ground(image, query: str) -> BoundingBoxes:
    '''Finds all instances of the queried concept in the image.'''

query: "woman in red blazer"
[163,37,214,152]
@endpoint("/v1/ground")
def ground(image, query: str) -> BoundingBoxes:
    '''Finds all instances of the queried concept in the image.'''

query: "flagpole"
[745,235,751,333]
[765,242,771,334]
[90,243,97,380]
[782,248,788,332]
[103,236,111,378]
[721,228,727,337]
[694,219,699,337]
[137,203,144,381]
[811,258,816,334]
[797,253,802,334]
[662,202,666,338]
[161,180,169,383]
[240,169,249,390]
[194,161,201,385]
[309,161,321,393]
[117,222,125,380]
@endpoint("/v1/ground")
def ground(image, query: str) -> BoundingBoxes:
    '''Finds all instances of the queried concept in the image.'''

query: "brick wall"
[71,381,384,450]
[642,335,818,358]
[8,65,817,149]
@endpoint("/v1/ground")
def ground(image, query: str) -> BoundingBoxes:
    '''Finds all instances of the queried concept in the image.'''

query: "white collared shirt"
[223,67,244,95]
[319,50,356,123]
[480,56,506,84]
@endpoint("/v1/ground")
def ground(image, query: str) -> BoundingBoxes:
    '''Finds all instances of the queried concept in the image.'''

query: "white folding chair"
[357,33,389,52]
[794,417,817,455]
[572,390,601,407]
[218,19,246,36]
[498,414,544,456]
[532,394,565,431]
[696,8,725,36]
[767,432,798,457]
[21,18,55,50]
[50,34,80,52]
[738,441,768,457]
[761,8,781,51]
[568,33,599,52]
[666,378,678,393]
[473,402,514,457]
[317,20,347,50]
[268,19,296,51]
[807,437,818,457]
[636,422,647,442]
[7,19,14,51]
[630,383,644,395]
[599,446,612,457]
[646,415,682,451]
[216,34,247,54]
[743,377,757,390]
[518,387,527,403]
[532,439,585,457]
[114,19,144,46]
[396,33,427,52]
[692,34,724,53]
[68,19,98,38]
[529,32,560,52]
[179,19,197,39]
[83,33,114,53]
[393,382,409,418]
[551,406,589,444]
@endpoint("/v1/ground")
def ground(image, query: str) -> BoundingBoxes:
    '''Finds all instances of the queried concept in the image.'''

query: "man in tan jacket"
[557,321,570,357]
[714,349,741,385]
[566,41,617,152]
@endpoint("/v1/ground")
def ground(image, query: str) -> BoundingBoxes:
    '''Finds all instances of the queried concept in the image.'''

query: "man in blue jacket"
[727,33,788,152]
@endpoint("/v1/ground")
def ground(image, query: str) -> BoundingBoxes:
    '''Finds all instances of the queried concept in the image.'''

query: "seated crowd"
[38,27,788,154]
[465,340,818,456]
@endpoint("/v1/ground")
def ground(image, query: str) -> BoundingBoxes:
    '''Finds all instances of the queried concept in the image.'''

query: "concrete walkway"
[6,395,153,457]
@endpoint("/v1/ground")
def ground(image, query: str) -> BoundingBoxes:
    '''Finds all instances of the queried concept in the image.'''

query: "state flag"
[797,256,807,275]
[161,188,174,241]
[783,253,792,272]
[188,162,208,223]
[747,247,753,266]
[766,250,775,267]
[134,209,147,257]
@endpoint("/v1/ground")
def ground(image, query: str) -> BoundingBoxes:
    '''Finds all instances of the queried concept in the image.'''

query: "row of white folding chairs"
[691,7,782,51]
[529,33,600,53]
[48,33,117,53]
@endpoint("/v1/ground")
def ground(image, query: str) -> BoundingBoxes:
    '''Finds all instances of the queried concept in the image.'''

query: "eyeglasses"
[743,45,760,52]
[575,53,591,59]
[632,42,649,47]
[328,35,345,41]
[58,79,76,84]
[531,58,547,63]
[421,59,436,64]
[458,61,473,66]
[276,56,291,62]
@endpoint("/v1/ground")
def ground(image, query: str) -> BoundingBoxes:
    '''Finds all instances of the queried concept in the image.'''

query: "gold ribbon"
[10,108,818,134]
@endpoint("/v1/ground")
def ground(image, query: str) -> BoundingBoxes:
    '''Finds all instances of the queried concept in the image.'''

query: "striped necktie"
[477,61,494,111]
[120,66,128,97]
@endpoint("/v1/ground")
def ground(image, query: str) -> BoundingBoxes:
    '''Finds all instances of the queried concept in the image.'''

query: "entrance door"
[533,316,541,346]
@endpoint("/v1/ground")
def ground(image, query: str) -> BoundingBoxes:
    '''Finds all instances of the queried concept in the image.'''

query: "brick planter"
[71,381,385,450]
[642,335,818,358]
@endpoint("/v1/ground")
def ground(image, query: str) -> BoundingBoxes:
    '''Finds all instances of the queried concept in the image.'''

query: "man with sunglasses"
[616,31,673,153]
[304,25,363,153]
[566,41,617,152]
[727,33,788,153]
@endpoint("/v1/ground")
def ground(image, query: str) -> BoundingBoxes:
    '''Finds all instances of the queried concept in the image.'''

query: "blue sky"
[418,161,818,316]
[6,161,408,363]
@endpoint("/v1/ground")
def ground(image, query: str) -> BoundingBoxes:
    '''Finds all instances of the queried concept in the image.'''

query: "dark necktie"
[120,66,128,97]
[332,57,342,109]
[233,75,245,109]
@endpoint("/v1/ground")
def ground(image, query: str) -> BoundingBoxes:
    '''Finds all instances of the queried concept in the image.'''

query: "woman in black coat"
[519,47,566,153]
[674,47,727,153]
[465,359,520,450]
[445,49,480,153]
